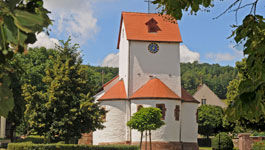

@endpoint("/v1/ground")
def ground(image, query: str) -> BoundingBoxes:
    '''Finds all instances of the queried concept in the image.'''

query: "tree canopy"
[127,107,165,149]
[198,105,224,138]
[226,59,265,131]
[0,0,51,117]
[22,39,106,143]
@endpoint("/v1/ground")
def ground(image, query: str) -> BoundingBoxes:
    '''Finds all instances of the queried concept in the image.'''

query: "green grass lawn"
[199,147,212,150]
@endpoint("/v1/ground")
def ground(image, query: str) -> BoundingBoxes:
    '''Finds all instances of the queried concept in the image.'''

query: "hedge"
[7,143,139,150]
[253,141,265,150]
[14,136,45,144]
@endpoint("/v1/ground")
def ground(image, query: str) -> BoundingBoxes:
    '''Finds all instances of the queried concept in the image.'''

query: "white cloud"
[43,0,98,44]
[28,32,59,49]
[206,53,236,62]
[180,44,200,63]
[206,44,244,62]
[101,44,200,67]
[101,53,119,68]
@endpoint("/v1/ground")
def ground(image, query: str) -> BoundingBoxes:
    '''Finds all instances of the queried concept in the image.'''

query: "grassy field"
[199,147,212,150]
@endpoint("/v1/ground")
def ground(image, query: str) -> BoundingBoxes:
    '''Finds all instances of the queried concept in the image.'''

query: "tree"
[153,0,265,122]
[127,107,165,150]
[0,0,51,117]
[6,66,25,141]
[0,69,14,117]
[22,39,106,143]
[226,59,265,132]
[198,105,224,138]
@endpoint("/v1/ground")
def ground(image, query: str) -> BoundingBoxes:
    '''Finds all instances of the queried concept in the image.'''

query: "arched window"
[137,105,143,112]
[175,105,180,121]
[156,104,166,120]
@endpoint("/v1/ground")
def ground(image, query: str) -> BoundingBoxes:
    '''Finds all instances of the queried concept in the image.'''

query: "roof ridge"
[122,11,161,15]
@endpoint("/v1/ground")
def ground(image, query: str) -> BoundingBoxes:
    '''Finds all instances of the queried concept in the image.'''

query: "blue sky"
[34,0,265,67]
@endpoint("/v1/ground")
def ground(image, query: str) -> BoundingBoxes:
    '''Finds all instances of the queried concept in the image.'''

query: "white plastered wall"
[0,116,6,138]
[93,101,127,145]
[118,21,129,96]
[131,100,182,142]
[129,41,181,97]
[180,102,198,143]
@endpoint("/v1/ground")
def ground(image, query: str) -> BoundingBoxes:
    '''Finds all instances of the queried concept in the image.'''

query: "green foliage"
[0,0,51,63]
[14,136,45,144]
[22,38,106,143]
[127,107,165,132]
[181,62,237,99]
[0,72,14,117]
[0,0,51,117]
[153,0,213,20]
[198,105,224,138]
[212,132,234,150]
[253,141,265,150]
[227,15,265,122]
[225,59,265,132]
[7,143,139,150]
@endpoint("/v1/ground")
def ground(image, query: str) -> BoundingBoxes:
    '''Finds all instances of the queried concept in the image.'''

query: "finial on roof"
[144,0,152,13]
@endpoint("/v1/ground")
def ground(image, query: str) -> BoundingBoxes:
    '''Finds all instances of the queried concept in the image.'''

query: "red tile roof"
[117,12,182,49]
[181,88,200,103]
[99,80,127,101]
[103,75,119,87]
[131,78,181,99]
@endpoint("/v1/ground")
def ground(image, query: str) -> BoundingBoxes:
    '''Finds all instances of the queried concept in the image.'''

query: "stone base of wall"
[99,141,198,150]
[78,133,93,145]
[182,142,199,150]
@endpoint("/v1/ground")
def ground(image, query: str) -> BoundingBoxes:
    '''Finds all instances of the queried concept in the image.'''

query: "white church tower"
[93,12,199,150]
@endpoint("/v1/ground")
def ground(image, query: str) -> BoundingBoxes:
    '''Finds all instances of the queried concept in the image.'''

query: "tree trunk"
[149,130,152,150]
[9,127,14,142]
[140,131,143,150]
[145,130,147,150]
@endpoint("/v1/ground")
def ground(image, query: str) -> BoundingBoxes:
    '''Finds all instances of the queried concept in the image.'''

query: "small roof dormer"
[145,18,161,33]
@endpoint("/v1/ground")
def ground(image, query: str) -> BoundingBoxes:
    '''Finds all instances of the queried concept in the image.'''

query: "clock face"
[148,43,159,54]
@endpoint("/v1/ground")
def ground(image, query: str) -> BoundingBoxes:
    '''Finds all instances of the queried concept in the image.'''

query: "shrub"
[14,136,45,144]
[7,143,139,150]
[212,132,234,150]
[253,141,265,150]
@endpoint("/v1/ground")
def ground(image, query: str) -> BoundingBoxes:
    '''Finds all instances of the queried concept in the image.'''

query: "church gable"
[117,12,182,49]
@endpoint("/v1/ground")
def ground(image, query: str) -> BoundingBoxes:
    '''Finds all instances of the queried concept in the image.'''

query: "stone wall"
[78,133,93,145]
[238,133,265,150]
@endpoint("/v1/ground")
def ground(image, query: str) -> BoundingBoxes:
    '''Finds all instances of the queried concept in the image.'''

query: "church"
[93,12,199,150]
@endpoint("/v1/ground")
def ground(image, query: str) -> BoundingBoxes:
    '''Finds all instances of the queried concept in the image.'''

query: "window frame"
[201,99,207,105]
[156,104,166,120]
[174,105,180,121]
